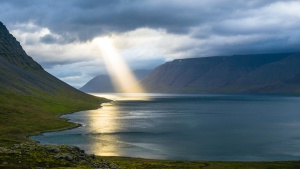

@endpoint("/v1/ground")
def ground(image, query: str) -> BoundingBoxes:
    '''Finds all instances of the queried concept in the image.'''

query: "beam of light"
[94,37,145,93]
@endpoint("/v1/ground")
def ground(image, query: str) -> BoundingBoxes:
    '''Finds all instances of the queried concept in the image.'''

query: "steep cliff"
[142,53,300,94]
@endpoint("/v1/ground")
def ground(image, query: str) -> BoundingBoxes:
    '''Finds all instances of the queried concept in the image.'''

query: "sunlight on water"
[94,37,146,93]
[91,93,154,101]
[86,102,121,156]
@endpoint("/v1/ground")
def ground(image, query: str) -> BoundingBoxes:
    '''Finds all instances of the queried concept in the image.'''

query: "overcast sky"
[1,0,300,87]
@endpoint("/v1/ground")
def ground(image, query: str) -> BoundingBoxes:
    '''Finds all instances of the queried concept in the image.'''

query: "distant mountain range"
[80,69,151,93]
[142,53,300,94]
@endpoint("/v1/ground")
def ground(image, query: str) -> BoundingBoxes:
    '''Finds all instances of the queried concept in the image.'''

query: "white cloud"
[112,28,199,60]
[11,24,100,64]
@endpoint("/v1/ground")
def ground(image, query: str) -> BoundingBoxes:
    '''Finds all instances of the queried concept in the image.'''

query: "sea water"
[31,93,300,161]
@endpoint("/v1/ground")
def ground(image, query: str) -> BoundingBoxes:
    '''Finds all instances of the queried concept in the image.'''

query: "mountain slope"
[80,75,114,93]
[142,53,300,94]
[80,69,151,93]
[0,21,108,146]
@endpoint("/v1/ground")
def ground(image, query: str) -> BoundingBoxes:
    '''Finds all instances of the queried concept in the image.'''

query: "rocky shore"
[0,142,118,168]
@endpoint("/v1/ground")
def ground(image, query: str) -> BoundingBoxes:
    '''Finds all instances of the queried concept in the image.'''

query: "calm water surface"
[31,93,300,161]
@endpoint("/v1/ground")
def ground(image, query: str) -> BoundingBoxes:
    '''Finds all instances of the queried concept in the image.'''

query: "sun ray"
[94,37,145,93]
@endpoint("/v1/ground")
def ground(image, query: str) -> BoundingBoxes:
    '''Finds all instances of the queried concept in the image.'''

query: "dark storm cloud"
[40,34,57,44]
[40,34,77,44]
[0,0,299,56]
[0,0,268,40]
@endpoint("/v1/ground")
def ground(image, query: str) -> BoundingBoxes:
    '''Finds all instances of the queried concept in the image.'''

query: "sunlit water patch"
[31,93,300,161]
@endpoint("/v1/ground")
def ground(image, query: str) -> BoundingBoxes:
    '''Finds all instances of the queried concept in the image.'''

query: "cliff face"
[0,22,42,71]
[142,53,300,94]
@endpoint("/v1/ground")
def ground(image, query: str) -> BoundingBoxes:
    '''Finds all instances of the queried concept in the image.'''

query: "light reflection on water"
[91,93,153,101]
[86,102,120,156]
[31,93,300,161]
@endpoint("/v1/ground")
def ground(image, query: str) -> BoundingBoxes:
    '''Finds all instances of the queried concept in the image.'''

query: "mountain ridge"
[0,22,42,71]
[142,53,300,94]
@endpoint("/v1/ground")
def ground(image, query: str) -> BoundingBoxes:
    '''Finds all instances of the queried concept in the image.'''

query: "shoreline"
[22,94,300,168]
[27,100,111,142]
[28,94,300,163]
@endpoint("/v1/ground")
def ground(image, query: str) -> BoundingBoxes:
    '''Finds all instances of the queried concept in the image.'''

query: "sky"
[0,0,300,88]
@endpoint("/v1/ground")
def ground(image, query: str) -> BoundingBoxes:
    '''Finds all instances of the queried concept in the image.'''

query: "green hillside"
[0,21,109,146]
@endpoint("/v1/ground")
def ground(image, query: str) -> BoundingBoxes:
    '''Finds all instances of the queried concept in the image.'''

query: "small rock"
[74,146,81,152]
[79,154,86,160]
[0,147,9,153]
[110,163,118,169]
[48,147,60,153]
[89,154,95,159]
[54,153,73,161]
[54,154,62,159]
[65,155,73,161]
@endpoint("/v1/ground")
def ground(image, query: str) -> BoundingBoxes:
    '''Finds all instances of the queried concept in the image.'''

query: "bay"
[31,93,300,161]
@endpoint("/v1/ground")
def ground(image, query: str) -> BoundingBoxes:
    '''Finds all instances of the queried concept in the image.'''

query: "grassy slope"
[0,56,109,147]
[0,89,109,147]
[0,21,109,146]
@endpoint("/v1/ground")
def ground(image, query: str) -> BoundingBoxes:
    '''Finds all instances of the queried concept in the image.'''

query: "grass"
[101,156,300,169]
[0,142,117,168]
[0,90,109,147]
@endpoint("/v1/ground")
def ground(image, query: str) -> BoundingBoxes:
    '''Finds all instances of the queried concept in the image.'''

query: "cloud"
[0,0,300,87]
[0,0,286,40]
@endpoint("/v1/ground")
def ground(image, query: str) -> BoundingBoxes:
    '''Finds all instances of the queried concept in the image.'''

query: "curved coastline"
[30,94,300,161]
[28,100,111,141]
[13,94,300,168]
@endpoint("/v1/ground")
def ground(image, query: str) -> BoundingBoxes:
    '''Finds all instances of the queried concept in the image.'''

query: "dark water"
[31,93,300,161]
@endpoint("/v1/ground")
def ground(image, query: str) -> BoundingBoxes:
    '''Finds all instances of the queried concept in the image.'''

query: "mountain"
[0,21,108,146]
[142,53,300,94]
[80,69,151,93]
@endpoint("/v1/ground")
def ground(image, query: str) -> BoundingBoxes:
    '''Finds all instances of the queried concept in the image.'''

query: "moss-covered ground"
[101,156,300,169]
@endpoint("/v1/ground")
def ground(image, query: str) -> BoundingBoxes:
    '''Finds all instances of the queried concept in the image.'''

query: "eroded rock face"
[0,142,119,168]
[142,53,300,94]
[0,22,42,70]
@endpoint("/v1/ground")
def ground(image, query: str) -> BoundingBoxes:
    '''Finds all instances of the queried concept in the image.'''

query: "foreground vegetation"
[0,142,118,168]
[102,157,300,169]
[1,142,300,169]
